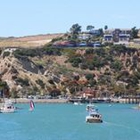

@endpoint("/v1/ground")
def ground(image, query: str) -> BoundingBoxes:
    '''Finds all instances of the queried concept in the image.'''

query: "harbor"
[68,96,140,104]
[0,103,140,140]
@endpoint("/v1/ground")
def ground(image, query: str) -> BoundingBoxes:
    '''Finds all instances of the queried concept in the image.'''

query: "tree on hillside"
[131,26,138,39]
[86,25,94,32]
[110,60,123,71]
[70,23,81,40]
[70,23,81,34]
[98,28,104,37]
[0,80,9,98]
[104,25,108,30]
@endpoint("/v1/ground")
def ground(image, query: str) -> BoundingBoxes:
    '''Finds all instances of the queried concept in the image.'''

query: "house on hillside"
[82,88,97,99]
[78,33,91,40]
[119,33,130,43]
[103,28,131,44]
[103,34,113,42]
[88,29,101,36]
[78,29,102,41]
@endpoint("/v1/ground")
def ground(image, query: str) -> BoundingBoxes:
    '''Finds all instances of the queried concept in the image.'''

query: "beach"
[12,98,68,103]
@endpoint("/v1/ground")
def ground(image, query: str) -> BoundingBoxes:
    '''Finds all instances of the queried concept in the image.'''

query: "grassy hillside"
[0,33,64,48]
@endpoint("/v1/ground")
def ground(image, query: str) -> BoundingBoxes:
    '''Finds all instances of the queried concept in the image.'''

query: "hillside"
[0,33,64,48]
[0,48,79,98]
[1,43,140,99]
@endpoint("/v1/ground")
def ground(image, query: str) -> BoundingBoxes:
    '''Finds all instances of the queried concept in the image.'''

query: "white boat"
[132,103,140,110]
[86,104,95,111]
[74,102,79,105]
[86,111,103,123]
[0,100,16,113]
[74,102,82,105]
[86,104,103,123]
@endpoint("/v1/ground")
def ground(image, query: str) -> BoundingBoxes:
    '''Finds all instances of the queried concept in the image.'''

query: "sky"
[0,0,139,37]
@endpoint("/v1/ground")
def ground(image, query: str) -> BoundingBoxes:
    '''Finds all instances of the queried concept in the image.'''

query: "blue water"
[0,103,140,140]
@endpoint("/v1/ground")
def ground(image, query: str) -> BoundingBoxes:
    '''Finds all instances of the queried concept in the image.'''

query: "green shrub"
[16,78,29,86]
[3,51,10,58]
[35,79,45,89]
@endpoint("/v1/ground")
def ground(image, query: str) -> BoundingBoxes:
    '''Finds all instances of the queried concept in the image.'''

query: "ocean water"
[0,103,140,140]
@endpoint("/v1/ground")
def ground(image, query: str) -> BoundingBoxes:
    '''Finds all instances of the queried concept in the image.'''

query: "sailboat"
[29,100,35,111]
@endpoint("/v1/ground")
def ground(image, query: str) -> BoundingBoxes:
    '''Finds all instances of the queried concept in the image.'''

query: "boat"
[74,101,82,105]
[86,104,95,111]
[0,100,16,113]
[86,111,103,123]
[29,100,35,111]
[86,104,103,123]
[132,103,140,110]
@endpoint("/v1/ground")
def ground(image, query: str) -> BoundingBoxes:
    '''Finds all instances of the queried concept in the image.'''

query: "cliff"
[1,40,140,98]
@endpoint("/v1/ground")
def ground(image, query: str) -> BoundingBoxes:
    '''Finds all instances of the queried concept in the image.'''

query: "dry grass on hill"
[0,33,64,48]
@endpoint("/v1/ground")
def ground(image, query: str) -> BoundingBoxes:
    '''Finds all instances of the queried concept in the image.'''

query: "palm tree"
[104,25,108,30]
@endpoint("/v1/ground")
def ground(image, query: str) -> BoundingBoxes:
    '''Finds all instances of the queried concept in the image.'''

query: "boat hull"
[0,109,15,113]
[86,117,103,123]
[0,100,16,113]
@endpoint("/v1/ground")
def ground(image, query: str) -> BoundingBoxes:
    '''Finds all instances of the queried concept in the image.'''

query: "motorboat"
[86,104,95,111]
[86,104,103,123]
[132,103,140,110]
[0,100,16,113]
[86,111,103,123]
[74,102,82,105]
[74,102,79,105]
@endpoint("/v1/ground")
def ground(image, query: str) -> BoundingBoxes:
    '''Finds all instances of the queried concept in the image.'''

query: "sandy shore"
[12,98,69,103]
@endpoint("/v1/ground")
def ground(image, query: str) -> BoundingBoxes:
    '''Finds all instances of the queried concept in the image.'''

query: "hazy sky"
[0,0,139,37]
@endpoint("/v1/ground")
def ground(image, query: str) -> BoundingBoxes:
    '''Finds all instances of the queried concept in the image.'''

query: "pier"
[119,96,140,104]
[68,98,111,104]
[68,96,140,104]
